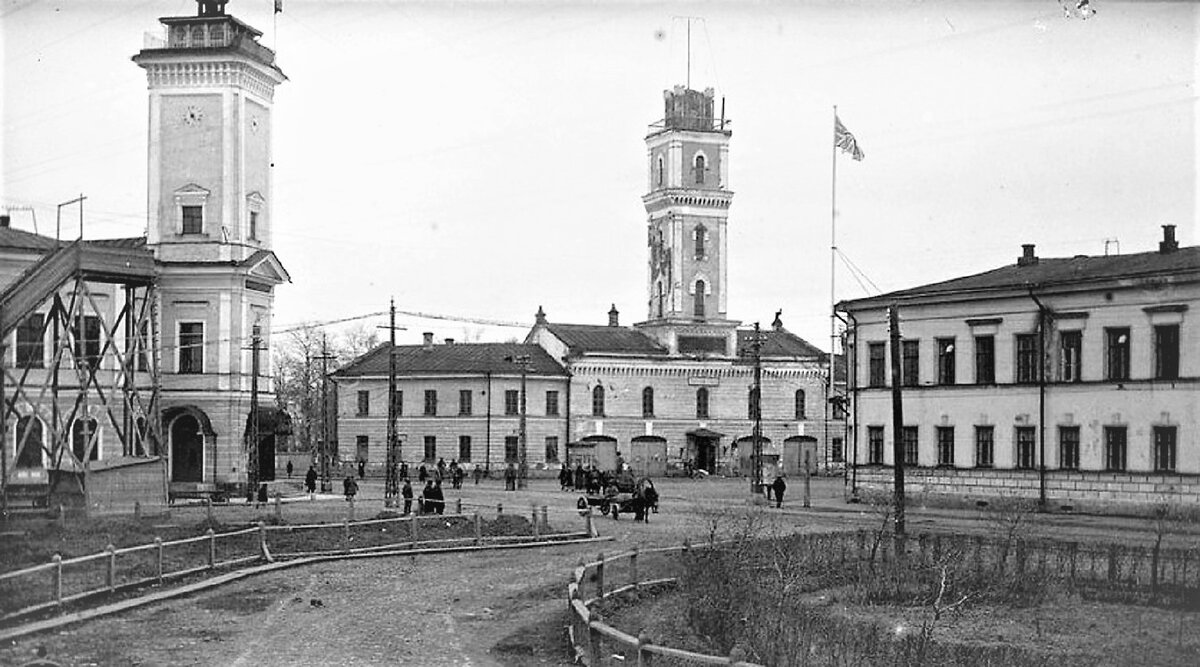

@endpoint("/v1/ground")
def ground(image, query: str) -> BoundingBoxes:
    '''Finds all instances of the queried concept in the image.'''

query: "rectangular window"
[504,436,519,463]
[1105,328,1130,381]
[936,427,954,467]
[458,435,472,462]
[1059,426,1080,470]
[136,320,150,372]
[504,390,519,416]
[249,211,259,240]
[831,437,844,463]
[178,322,204,374]
[423,435,436,462]
[1104,426,1127,471]
[1015,333,1039,384]
[74,315,102,368]
[1059,331,1082,382]
[423,390,437,416]
[1153,426,1176,473]
[15,313,44,368]
[867,426,884,465]
[545,436,559,463]
[459,389,473,416]
[181,205,203,234]
[901,340,920,387]
[936,338,956,385]
[868,343,886,387]
[356,435,369,463]
[901,426,918,466]
[1015,426,1036,470]
[356,390,370,417]
[1154,325,1180,380]
[974,335,995,384]
[975,426,994,468]
[545,390,560,416]
[696,388,709,419]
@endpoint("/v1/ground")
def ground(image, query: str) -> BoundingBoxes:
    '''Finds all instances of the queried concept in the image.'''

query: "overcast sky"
[3,0,1196,352]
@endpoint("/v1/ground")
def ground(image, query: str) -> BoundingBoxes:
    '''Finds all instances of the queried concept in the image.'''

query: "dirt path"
[2,478,1189,666]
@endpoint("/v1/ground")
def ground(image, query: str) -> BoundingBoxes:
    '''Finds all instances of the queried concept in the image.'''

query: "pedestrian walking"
[305,465,318,494]
[473,464,483,485]
[358,460,366,479]
[418,465,428,483]
[420,481,434,514]
[400,461,409,480]
[504,463,517,491]
[286,460,293,478]
[771,473,787,509]
[343,475,359,502]
[574,464,585,491]
[401,479,413,515]
[429,480,445,514]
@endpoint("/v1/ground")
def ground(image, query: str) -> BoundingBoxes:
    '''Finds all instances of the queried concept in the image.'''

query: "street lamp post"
[505,354,532,490]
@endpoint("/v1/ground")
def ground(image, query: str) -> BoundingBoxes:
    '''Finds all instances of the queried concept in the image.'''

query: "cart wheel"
[576,497,588,512]
[600,501,610,516]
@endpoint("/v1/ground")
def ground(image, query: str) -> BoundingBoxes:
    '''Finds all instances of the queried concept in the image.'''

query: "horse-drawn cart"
[577,471,658,521]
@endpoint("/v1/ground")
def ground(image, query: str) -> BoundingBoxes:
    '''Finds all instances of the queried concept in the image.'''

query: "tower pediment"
[240,249,291,284]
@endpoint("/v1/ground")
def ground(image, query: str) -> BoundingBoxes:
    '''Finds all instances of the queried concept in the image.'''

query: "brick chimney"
[608,304,619,327]
[444,338,455,345]
[1159,225,1179,254]
[422,332,434,349]
[1017,244,1038,267]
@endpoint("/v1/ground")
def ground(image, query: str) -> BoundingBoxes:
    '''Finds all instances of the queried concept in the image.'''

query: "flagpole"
[828,105,838,475]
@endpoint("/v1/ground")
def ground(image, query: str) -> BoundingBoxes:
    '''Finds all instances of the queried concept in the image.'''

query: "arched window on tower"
[696,387,710,419]
[694,224,707,259]
[592,385,606,417]
[642,387,655,418]
[795,390,807,420]
[694,280,706,319]
[657,156,664,187]
[694,154,706,184]
[72,417,100,462]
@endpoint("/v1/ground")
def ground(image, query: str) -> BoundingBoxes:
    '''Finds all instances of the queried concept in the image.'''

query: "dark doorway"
[258,434,276,481]
[171,415,203,482]
[694,438,717,473]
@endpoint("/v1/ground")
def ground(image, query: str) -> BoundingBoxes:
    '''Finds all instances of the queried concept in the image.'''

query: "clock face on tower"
[182,105,204,126]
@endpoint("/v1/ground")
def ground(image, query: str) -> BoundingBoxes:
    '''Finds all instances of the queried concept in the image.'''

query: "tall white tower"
[133,0,290,494]
[636,86,739,356]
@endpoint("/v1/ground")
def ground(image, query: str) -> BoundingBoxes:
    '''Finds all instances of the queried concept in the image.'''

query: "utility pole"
[746,322,767,496]
[1,301,8,525]
[505,354,532,490]
[313,335,337,493]
[246,330,262,503]
[887,305,906,535]
[378,299,406,506]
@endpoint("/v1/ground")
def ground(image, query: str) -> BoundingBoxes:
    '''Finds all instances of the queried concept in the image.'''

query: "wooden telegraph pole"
[887,305,906,535]
[312,335,337,493]
[746,322,767,496]
[378,299,406,506]
[247,330,262,502]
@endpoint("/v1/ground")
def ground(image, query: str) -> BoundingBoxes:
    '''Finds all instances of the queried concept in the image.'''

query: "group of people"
[558,462,620,495]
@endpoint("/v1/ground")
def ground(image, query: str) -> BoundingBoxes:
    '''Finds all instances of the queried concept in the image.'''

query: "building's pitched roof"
[0,226,62,252]
[86,237,148,250]
[842,246,1200,307]
[333,342,568,378]
[542,323,668,356]
[736,328,825,358]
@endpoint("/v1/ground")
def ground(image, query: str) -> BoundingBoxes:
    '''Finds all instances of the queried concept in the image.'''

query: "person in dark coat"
[559,464,571,491]
[574,464,586,491]
[473,464,483,485]
[771,473,787,509]
[358,460,366,479]
[429,480,445,514]
[503,463,517,491]
[400,461,409,480]
[401,479,414,515]
[286,460,294,478]
[343,475,358,502]
[418,465,428,483]
[420,481,434,514]
[305,466,318,493]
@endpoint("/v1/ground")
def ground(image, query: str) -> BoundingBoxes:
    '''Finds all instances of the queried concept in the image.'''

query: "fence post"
[637,630,653,667]
[258,521,271,561]
[474,512,482,545]
[541,505,549,532]
[57,504,66,530]
[155,537,164,584]
[343,517,351,553]
[105,543,116,592]
[585,508,594,537]
[52,554,62,608]
[410,514,418,548]
[205,498,213,524]
[274,491,282,522]
[631,547,640,592]
[587,620,602,666]
[456,498,462,514]
[596,552,605,598]
[207,528,216,570]
[532,504,540,539]
[348,498,356,523]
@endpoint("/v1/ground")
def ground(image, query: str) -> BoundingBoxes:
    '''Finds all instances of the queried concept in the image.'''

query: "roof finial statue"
[535,306,547,325]
[772,309,784,330]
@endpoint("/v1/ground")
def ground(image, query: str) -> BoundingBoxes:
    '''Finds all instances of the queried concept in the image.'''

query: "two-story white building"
[838,227,1199,510]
